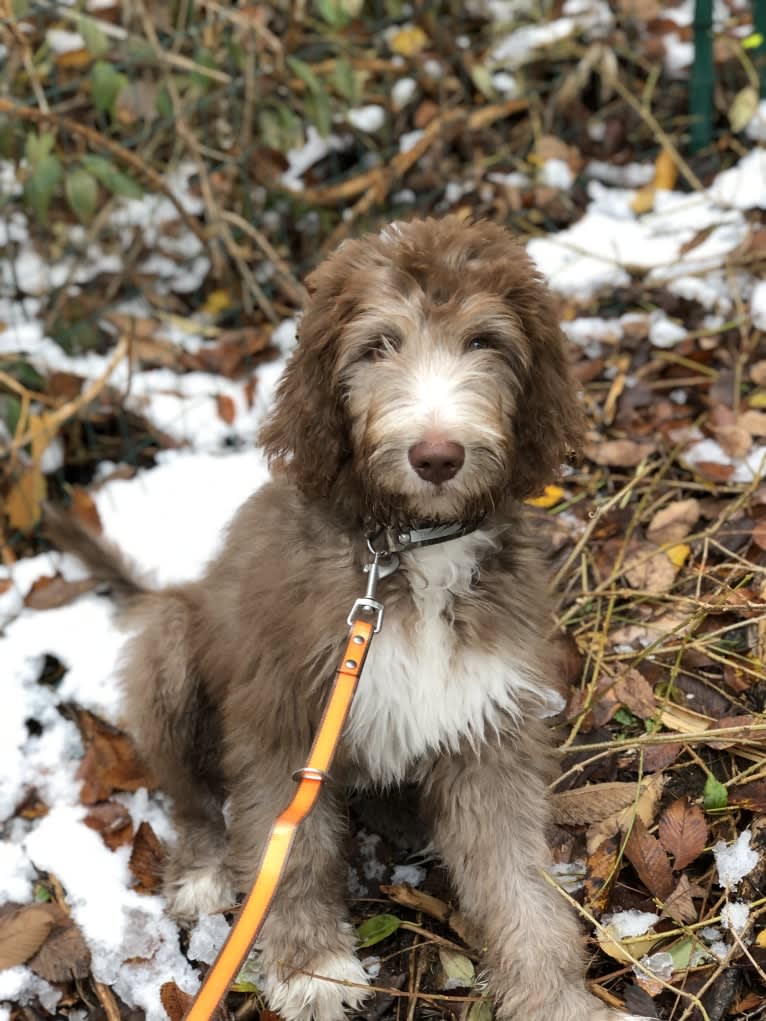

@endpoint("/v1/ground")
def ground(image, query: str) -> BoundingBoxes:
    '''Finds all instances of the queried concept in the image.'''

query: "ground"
[1,2,766,1020]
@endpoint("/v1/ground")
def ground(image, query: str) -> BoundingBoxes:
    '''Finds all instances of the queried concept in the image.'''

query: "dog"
[50,217,638,1021]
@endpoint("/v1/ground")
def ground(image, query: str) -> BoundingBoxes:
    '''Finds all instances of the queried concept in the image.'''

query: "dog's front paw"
[263,950,371,1021]
[164,863,233,921]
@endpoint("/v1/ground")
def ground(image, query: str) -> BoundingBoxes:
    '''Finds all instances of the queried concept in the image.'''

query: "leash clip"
[346,549,398,633]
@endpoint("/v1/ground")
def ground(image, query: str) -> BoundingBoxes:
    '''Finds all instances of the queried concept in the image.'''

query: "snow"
[649,311,686,349]
[280,127,352,190]
[188,914,231,965]
[721,901,750,935]
[390,864,426,887]
[45,28,85,53]
[602,910,660,939]
[347,105,386,133]
[714,830,759,889]
[752,279,766,331]
[541,158,574,190]
[391,77,416,110]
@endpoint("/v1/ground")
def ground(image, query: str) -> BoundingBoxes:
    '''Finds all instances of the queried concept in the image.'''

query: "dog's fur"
[51,217,638,1021]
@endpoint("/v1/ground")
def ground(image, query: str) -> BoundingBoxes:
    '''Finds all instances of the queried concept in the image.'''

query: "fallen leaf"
[624,818,675,900]
[6,465,47,532]
[587,774,665,853]
[750,361,766,387]
[389,24,429,56]
[76,711,156,803]
[712,424,751,458]
[731,780,766,812]
[647,498,700,545]
[0,903,58,969]
[201,288,232,317]
[729,85,759,132]
[526,484,565,509]
[740,409,766,436]
[658,798,708,869]
[623,543,679,593]
[356,913,401,949]
[84,801,134,850]
[665,543,690,569]
[24,573,96,610]
[585,439,655,467]
[583,836,618,913]
[70,487,103,533]
[553,781,645,826]
[597,921,661,965]
[215,393,236,425]
[662,874,697,925]
[160,981,195,1021]
[380,883,471,943]
[614,669,656,720]
[438,947,475,989]
[27,908,91,982]
[752,520,766,551]
[129,821,165,893]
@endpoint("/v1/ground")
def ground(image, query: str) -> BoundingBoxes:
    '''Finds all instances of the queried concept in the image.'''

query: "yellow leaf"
[749,390,766,409]
[743,32,764,50]
[630,182,656,215]
[6,467,47,532]
[666,543,690,569]
[527,485,565,509]
[597,925,662,964]
[756,927,766,947]
[654,148,677,191]
[729,86,759,133]
[201,289,232,317]
[389,25,429,57]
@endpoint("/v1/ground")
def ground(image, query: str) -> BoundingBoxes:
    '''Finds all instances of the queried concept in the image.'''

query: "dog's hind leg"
[123,592,232,920]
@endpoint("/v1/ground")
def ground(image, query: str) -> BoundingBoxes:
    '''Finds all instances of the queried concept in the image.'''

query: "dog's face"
[260,217,584,528]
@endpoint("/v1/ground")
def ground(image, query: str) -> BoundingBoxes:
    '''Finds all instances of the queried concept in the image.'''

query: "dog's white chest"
[345,534,541,784]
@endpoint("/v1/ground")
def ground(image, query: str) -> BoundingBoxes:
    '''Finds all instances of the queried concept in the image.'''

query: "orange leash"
[182,550,390,1021]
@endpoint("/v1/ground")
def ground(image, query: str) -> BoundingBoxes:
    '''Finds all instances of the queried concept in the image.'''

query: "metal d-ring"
[291,767,329,783]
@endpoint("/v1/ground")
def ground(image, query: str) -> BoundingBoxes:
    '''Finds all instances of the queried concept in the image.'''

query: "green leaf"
[230,980,259,993]
[78,15,109,58]
[155,84,173,120]
[703,774,728,811]
[24,154,62,223]
[91,61,127,114]
[305,88,332,138]
[333,58,359,102]
[0,395,22,436]
[614,707,638,727]
[316,0,352,28]
[467,999,493,1021]
[65,168,99,222]
[667,935,695,970]
[438,948,475,986]
[356,913,401,949]
[287,56,322,95]
[12,0,30,14]
[3,360,45,391]
[25,130,55,166]
[190,47,215,92]
[81,155,143,198]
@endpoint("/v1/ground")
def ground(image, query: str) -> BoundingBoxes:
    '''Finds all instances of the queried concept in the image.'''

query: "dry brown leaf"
[71,487,103,533]
[0,903,58,969]
[6,465,47,532]
[129,821,165,894]
[614,669,656,720]
[659,703,712,735]
[583,835,618,913]
[76,711,156,804]
[661,874,698,925]
[750,361,766,387]
[713,424,751,458]
[752,520,766,552]
[584,439,655,467]
[587,773,665,853]
[215,393,236,425]
[731,780,766,813]
[739,410,766,437]
[84,801,135,851]
[24,573,96,610]
[624,818,675,900]
[658,798,708,869]
[647,498,700,546]
[381,883,472,944]
[552,781,644,826]
[623,543,679,593]
[27,907,91,982]
[160,981,195,1021]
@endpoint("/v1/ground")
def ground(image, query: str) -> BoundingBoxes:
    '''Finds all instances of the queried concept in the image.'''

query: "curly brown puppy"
[51,217,640,1021]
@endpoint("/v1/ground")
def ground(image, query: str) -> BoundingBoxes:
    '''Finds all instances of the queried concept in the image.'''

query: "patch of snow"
[46,28,85,53]
[649,311,686,348]
[746,100,766,142]
[0,840,35,902]
[399,129,424,154]
[714,829,759,888]
[360,956,381,979]
[751,279,766,331]
[547,860,585,893]
[188,914,231,965]
[390,864,426,887]
[709,148,766,210]
[347,106,385,133]
[490,19,576,69]
[280,127,351,190]
[637,950,673,980]
[603,910,659,939]
[541,158,573,190]
[492,71,519,96]
[391,77,416,111]
[0,968,60,1012]
[586,161,655,188]
[721,900,749,935]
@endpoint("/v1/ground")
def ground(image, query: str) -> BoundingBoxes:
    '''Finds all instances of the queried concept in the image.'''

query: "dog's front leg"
[423,730,635,1021]
[224,775,370,1021]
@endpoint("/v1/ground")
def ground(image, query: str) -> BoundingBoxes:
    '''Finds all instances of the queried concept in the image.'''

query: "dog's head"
[260,217,584,529]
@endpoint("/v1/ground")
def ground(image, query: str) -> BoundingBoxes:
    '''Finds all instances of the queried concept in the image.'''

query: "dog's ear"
[259,256,350,498]
[505,269,585,501]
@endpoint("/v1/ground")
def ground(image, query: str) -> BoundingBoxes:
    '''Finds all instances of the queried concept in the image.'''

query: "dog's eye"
[466,335,494,351]
[362,335,398,362]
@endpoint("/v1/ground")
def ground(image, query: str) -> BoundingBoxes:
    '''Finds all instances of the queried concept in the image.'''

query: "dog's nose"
[408,440,465,484]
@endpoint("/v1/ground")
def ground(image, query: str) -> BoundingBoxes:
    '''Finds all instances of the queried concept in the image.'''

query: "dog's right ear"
[258,254,352,499]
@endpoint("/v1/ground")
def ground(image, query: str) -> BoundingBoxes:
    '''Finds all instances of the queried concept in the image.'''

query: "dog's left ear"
[258,256,351,499]
[505,270,585,501]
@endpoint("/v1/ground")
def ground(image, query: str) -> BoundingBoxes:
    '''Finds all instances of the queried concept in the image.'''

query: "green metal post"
[690,0,714,152]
